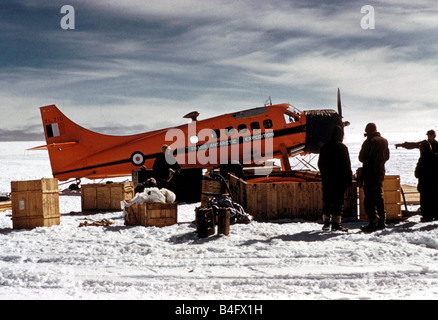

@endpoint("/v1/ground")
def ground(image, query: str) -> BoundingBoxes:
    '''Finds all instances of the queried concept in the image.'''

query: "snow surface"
[1,139,438,300]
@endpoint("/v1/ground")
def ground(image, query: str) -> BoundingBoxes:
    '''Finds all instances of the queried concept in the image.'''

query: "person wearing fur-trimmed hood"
[318,126,352,232]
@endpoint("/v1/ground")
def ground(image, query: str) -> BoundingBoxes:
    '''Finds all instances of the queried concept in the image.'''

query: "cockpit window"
[284,112,295,124]
[284,107,301,124]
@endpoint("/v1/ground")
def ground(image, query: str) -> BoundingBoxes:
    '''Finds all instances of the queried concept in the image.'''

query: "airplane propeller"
[337,87,342,119]
[337,88,350,127]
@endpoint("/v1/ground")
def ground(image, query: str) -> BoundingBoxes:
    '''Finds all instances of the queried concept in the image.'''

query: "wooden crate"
[195,206,216,238]
[125,202,177,227]
[229,172,357,222]
[401,185,420,205]
[0,200,12,212]
[359,175,402,221]
[344,181,358,221]
[81,182,134,211]
[201,177,225,206]
[216,207,230,236]
[11,178,60,229]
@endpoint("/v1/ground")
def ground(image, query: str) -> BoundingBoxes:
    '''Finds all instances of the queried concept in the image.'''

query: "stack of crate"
[200,176,225,206]
[359,175,402,221]
[11,178,60,229]
[81,182,134,211]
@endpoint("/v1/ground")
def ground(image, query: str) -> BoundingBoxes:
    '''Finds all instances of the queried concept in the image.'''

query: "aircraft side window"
[211,129,220,139]
[263,119,273,129]
[250,122,260,131]
[238,124,247,134]
[225,126,235,136]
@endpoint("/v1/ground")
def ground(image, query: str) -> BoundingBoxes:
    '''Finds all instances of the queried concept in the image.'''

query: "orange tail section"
[41,104,81,146]
[38,105,157,181]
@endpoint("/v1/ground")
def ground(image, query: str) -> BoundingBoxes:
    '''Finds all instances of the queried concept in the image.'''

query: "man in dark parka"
[415,140,438,222]
[318,126,352,231]
[425,129,438,157]
[359,123,390,232]
[152,144,181,190]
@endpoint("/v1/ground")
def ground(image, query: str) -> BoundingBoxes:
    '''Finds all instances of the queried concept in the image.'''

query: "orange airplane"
[33,89,347,182]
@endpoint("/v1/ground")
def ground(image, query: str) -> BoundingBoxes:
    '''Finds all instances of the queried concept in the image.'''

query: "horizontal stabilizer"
[28,141,78,151]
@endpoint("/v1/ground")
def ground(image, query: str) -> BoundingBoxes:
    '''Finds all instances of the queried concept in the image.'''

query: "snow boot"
[421,216,434,223]
[361,220,378,233]
[331,215,348,232]
[322,215,331,230]
[376,212,386,230]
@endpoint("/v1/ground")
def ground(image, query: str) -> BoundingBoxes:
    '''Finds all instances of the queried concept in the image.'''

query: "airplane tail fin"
[36,105,154,181]
[40,104,81,144]
[36,105,85,180]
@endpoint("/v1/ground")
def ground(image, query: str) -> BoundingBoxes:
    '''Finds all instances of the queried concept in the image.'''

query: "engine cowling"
[304,109,343,154]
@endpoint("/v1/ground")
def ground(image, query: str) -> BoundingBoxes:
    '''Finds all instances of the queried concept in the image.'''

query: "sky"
[1,0,438,141]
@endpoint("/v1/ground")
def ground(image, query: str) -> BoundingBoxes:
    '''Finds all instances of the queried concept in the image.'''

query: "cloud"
[0,0,437,140]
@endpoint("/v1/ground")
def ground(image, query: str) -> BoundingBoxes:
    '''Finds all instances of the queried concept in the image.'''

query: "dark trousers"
[419,189,438,220]
[363,180,385,222]
[322,187,345,217]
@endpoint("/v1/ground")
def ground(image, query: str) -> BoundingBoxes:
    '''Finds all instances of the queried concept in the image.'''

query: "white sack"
[122,187,176,212]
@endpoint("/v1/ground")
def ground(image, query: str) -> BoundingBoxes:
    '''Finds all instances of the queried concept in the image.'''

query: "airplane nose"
[304,110,343,154]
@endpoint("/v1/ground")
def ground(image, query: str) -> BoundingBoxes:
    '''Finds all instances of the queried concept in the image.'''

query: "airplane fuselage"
[37,103,342,181]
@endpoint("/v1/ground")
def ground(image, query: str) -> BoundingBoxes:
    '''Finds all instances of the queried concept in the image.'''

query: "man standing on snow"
[415,140,438,222]
[395,129,438,153]
[153,144,181,190]
[359,123,390,232]
[425,130,438,157]
[318,126,352,232]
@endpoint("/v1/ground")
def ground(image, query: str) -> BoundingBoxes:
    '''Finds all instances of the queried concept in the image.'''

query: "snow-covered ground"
[1,138,438,300]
